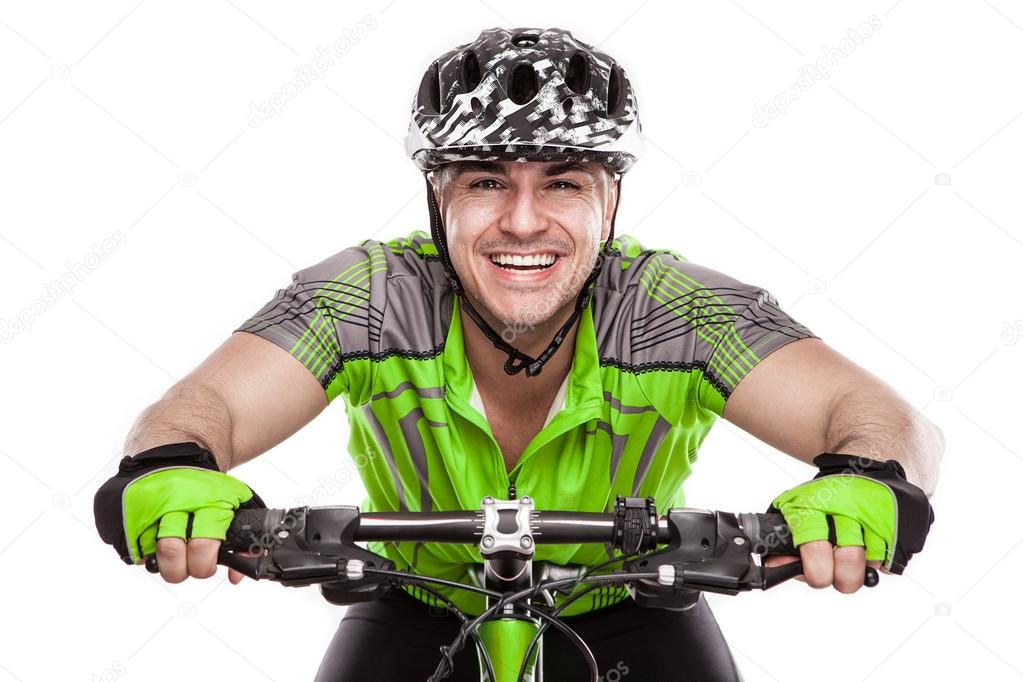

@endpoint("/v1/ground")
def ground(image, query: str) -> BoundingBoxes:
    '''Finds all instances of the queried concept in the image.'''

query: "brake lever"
[758,561,880,590]
[623,508,880,606]
[144,506,394,592]
[143,548,277,579]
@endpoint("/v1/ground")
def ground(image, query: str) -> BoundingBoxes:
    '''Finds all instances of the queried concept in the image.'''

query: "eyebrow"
[447,161,506,179]
[542,161,595,177]
[447,160,596,180]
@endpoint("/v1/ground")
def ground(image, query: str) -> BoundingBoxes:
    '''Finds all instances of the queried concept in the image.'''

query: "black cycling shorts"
[315,588,744,681]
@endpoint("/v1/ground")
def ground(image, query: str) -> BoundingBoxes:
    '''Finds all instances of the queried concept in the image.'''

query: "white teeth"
[489,253,558,267]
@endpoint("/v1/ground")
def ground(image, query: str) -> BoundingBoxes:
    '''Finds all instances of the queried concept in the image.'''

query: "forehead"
[441,160,606,180]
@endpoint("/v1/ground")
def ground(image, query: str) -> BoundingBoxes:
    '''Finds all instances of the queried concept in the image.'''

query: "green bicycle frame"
[477,617,541,681]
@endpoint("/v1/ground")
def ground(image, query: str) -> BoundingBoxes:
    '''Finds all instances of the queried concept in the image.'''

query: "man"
[95,28,941,680]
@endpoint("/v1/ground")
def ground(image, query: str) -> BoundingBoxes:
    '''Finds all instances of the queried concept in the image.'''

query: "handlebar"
[224,508,794,550]
[200,501,877,592]
[142,498,878,682]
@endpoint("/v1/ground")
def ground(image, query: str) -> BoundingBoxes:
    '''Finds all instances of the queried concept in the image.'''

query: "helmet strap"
[425,174,622,377]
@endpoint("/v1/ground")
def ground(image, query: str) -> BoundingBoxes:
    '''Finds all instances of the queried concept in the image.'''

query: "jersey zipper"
[442,387,512,494]
[506,399,603,484]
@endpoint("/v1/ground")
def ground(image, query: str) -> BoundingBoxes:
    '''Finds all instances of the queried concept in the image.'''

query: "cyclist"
[95,28,941,681]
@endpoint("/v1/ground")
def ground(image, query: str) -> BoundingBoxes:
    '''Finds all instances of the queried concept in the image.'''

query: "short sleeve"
[236,244,380,402]
[599,246,818,418]
[699,286,817,415]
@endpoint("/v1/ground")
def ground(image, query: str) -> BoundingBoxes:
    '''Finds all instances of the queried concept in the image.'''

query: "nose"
[498,187,549,241]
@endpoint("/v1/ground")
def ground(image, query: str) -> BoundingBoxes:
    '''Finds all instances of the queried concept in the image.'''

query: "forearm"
[124,383,236,471]
[824,385,944,496]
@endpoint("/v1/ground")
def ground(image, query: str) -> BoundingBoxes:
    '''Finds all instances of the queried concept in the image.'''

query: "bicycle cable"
[514,550,643,682]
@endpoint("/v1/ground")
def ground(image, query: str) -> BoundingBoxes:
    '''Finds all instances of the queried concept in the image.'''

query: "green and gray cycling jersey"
[237,231,816,616]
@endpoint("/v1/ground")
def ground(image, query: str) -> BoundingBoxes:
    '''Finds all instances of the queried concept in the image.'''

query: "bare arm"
[722,336,943,592]
[124,331,327,471]
[722,337,943,495]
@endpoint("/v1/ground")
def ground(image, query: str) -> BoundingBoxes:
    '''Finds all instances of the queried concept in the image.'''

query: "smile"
[488,253,559,271]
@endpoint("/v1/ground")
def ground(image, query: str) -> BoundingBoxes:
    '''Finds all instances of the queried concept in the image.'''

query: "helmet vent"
[565,52,589,94]
[512,32,539,47]
[417,61,442,115]
[509,63,538,104]
[562,97,574,117]
[462,50,482,92]
[607,64,623,115]
[471,97,484,118]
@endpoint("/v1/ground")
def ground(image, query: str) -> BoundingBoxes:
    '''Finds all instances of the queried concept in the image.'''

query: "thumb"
[227,549,260,585]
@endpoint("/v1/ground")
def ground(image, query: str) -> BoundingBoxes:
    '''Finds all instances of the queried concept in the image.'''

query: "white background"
[1,1,1021,680]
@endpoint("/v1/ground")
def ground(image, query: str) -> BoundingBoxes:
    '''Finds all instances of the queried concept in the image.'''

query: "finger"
[833,545,866,594]
[832,515,864,548]
[156,537,188,583]
[156,510,190,540]
[862,526,888,565]
[137,523,159,562]
[781,506,830,548]
[190,506,235,539]
[798,540,834,588]
[226,549,260,585]
[186,538,220,579]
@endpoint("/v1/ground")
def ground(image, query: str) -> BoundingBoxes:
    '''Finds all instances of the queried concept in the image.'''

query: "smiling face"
[432,160,618,340]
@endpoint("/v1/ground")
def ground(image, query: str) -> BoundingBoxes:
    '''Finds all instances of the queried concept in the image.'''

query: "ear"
[427,170,444,209]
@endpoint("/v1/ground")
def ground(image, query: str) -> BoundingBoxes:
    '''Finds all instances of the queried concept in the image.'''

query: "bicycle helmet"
[406,27,643,376]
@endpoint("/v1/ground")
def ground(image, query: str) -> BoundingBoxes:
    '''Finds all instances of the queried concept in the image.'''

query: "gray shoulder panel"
[592,235,816,398]
[237,235,453,392]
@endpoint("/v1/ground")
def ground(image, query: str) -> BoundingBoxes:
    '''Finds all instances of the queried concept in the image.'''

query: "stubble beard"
[468,245,599,344]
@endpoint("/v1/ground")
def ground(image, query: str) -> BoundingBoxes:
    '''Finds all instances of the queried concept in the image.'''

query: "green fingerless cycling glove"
[94,442,264,564]
[769,453,934,574]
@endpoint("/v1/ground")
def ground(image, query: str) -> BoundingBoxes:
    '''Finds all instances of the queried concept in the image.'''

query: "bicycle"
[149,494,878,681]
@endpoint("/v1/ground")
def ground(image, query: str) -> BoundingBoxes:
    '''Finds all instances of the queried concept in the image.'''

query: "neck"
[461,298,579,396]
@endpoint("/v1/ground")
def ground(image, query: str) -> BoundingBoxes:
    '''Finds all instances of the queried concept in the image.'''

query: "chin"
[482,292,570,336]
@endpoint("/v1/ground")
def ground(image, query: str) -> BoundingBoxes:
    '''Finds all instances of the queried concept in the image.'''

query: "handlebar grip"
[744,512,798,556]
[143,508,283,576]
[223,508,281,553]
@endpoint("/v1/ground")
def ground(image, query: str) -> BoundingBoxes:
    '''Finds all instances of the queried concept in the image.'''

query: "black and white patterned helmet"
[406,27,643,174]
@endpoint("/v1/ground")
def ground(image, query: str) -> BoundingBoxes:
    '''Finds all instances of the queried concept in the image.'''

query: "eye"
[469,178,504,191]
[548,180,580,191]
